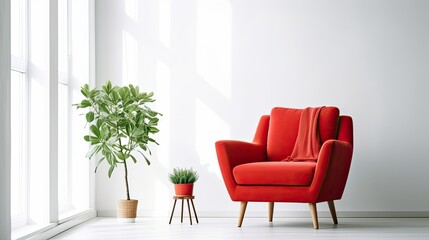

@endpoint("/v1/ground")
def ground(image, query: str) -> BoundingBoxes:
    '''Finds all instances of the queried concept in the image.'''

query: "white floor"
[50,217,429,240]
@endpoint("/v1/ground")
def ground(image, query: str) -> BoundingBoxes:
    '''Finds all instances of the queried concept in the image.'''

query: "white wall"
[95,0,429,217]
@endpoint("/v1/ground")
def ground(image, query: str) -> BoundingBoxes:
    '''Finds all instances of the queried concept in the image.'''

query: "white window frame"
[10,70,29,230]
[57,0,73,215]
[10,0,29,230]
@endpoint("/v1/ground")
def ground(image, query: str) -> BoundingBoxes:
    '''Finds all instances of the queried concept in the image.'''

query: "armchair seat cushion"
[233,161,316,186]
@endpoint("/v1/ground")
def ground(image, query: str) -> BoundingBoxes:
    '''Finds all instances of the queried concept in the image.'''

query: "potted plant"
[168,168,199,196]
[74,81,161,222]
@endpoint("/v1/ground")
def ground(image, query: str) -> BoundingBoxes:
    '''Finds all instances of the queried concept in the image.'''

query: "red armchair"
[215,107,353,229]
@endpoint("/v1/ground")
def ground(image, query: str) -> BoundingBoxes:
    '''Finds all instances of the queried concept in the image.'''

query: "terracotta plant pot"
[117,199,138,223]
[174,183,194,196]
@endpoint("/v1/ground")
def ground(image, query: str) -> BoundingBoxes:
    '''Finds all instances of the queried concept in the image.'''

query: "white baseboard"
[96,209,429,218]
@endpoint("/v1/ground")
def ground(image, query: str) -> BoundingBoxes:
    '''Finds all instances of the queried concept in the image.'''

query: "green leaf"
[81,84,89,98]
[118,86,130,100]
[89,136,100,145]
[148,137,159,145]
[149,118,159,124]
[100,105,109,114]
[132,128,145,137]
[94,157,105,173]
[102,81,112,94]
[84,135,90,142]
[111,90,119,102]
[86,144,101,159]
[129,85,136,97]
[100,124,111,140]
[89,89,98,98]
[139,144,147,151]
[115,151,127,161]
[86,111,95,122]
[80,100,91,108]
[96,119,103,128]
[130,155,137,163]
[105,151,117,165]
[90,125,100,138]
[137,150,151,165]
[108,165,115,178]
[102,145,111,155]
[149,127,159,133]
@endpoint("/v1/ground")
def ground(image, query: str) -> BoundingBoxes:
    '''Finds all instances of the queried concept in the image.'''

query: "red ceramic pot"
[174,183,194,196]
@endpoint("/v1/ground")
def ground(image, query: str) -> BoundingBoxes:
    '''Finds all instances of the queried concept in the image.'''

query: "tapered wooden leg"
[190,199,199,224]
[328,200,338,224]
[309,203,319,229]
[169,199,177,224]
[186,199,193,225]
[181,199,184,223]
[238,202,248,227]
[268,202,274,222]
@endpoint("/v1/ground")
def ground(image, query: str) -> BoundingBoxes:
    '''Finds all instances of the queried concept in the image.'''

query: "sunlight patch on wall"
[158,0,171,48]
[122,31,138,85]
[124,0,138,21]
[196,0,232,99]
[195,99,230,178]
[156,60,170,169]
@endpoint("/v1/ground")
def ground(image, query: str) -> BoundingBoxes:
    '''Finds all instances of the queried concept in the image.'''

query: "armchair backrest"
[255,107,341,161]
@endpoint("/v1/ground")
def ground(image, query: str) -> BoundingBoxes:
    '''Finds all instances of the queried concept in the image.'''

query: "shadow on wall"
[100,0,236,214]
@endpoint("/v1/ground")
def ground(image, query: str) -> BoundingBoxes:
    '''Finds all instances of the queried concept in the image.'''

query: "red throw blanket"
[282,107,324,162]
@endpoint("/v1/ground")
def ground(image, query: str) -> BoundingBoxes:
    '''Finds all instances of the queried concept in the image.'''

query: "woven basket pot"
[117,199,138,223]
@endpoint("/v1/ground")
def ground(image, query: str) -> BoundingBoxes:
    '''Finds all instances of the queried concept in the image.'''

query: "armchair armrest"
[310,140,353,202]
[215,140,266,199]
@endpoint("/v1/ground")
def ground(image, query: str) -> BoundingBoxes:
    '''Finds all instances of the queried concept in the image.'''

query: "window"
[58,0,91,219]
[10,0,94,238]
[58,0,72,214]
[10,0,28,229]
[10,71,28,228]
[58,82,71,212]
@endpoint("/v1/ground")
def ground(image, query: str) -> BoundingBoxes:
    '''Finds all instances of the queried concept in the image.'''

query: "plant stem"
[119,137,131,200]
[124,158,130,200]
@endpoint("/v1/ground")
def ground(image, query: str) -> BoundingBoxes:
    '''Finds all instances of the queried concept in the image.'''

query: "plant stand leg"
[186,199,193,225]
[181,199,184,223]
[169,199,177,224]
[190,199,199,224]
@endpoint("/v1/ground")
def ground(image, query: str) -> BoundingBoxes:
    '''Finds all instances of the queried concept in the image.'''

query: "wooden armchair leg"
[308,203,319,229]
[238,202,248,227]
[328,200,338,224]
[268,202,274,222]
